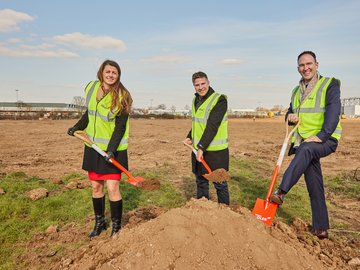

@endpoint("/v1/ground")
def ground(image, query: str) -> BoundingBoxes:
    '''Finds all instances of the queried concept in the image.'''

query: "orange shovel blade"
[252,198,278,226]
[125,176,145,187]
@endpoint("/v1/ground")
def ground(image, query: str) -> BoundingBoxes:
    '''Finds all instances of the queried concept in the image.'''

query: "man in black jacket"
[184,71,230,205]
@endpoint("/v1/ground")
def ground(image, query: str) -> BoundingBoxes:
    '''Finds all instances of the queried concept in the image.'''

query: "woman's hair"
[97,59,133,114]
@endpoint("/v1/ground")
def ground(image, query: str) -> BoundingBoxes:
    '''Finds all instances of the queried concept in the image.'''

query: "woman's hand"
[67,127,78,136]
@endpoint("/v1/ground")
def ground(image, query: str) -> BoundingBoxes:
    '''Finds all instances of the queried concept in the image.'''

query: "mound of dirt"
[136,178,161,191]
[57,199,328,270]
[203,168,230,182]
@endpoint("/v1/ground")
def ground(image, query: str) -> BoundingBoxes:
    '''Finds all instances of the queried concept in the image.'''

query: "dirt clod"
[26,188,48,201]
[137,179,161,191]
[203,168,230,182]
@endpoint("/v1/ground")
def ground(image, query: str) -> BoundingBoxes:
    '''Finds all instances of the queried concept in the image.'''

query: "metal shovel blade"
[252,198,278,226]
[251,121,300,226]
[125,176,145,187]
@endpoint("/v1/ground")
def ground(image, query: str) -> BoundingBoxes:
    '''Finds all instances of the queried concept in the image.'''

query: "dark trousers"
[196,175,230,205]
[279,138,338,230]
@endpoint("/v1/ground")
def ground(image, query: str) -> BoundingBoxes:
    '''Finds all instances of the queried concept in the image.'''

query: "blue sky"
[0,1,359,110]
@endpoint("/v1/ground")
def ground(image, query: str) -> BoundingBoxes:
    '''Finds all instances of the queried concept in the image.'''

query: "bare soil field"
[1,117,359,181]
[0,117,359,269]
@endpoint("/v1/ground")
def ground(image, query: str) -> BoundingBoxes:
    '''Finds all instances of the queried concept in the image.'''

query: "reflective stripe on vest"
[191,92,228,151]
[85,81,129,151]
[291,77,342,142]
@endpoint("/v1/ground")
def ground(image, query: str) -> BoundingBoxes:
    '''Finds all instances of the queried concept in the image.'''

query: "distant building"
[229,109,267,118]
[147,109,173,115]
[147,109,190,117]
[342,97,360,117]
[343,105,360,117]
[0,102,84,120]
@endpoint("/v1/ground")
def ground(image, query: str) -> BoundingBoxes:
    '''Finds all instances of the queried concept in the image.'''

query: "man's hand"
[287,114,299,124]
[304,136,322,143]
[196,148,203,162]
[183,138,203,161]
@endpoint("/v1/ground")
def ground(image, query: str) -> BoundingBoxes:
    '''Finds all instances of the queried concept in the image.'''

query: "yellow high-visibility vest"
[192,92,228,151]
[84,81,129,151]
[291,77,342,142]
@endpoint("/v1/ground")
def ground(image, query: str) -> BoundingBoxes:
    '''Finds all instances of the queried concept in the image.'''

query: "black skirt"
[82,145,128,174]
[191,148,229,176]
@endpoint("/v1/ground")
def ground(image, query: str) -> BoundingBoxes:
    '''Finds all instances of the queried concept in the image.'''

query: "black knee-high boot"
[89,196,107,239]
[110,199,123,236]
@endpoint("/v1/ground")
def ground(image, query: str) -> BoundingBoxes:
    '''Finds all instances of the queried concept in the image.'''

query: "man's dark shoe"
[270,189,286,205]
[312,229,328,239]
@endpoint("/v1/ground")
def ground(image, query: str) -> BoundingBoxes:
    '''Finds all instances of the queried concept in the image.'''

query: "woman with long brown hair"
[68,59,133,239]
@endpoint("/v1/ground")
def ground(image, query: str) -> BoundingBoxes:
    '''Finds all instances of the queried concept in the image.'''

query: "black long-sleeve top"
[186,87,229,175]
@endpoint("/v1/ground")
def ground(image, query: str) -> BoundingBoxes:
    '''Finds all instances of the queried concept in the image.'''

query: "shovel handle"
[74,131,135,180]
[265,120,301,200]
[183,142,197,154]
[183,143,212,173]
[200,159,212,173]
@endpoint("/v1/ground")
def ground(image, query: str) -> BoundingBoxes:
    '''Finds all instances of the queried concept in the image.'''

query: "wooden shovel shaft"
[265,143,286,201]
[264,121,301,202]
[252,120,301,226]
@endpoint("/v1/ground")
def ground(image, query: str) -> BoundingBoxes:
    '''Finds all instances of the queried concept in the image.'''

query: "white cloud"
[0,44,78,58]
[0,9,34,32]
[140,55,191,63]
[0,32,127,58]
[222,58,243,65]
[19,43,55,50]
[53,32,127,51]
[7,38,22,43]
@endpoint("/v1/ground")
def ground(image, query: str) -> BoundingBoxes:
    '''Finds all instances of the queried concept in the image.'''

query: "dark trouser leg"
[279,139,337,193]
[304,160,329,230]
[214,181,230,205]
[196,175,209,199]
[278,139,337,229]
[280,144,316,192]
[110,199,123,236]
[89,196,107,239]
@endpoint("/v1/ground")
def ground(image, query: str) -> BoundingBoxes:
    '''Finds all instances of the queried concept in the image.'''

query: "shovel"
[184,143,230,182]
[73,131,144,187]
[252,120,300,226]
